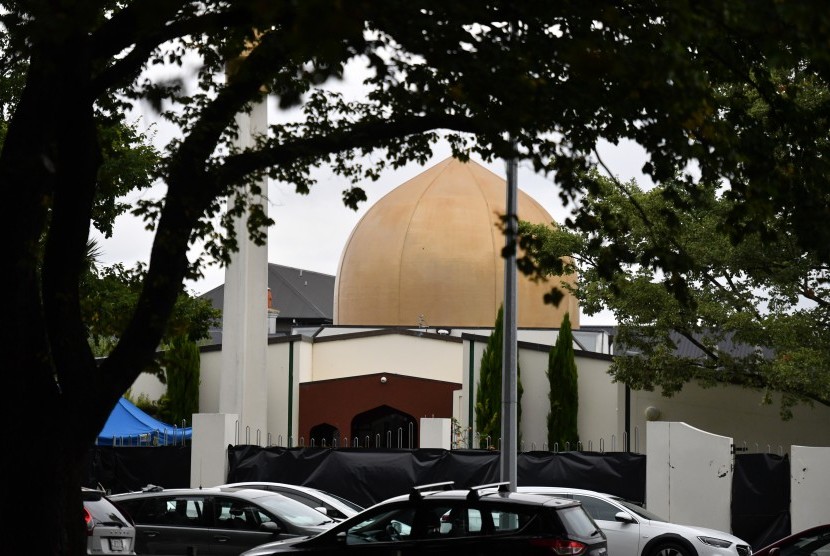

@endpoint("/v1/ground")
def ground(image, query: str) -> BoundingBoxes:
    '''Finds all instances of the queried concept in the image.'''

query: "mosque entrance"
[351,405,417,449]
[309,422,339,447]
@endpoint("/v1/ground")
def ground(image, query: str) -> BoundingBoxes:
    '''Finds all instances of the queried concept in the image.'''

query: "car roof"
[221,482,324,496]
[518,486,623,501]
[378,482,582,509]
[111,486,290,502]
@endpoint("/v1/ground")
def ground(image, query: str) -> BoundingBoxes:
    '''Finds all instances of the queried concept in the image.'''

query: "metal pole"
[500,153,519,490]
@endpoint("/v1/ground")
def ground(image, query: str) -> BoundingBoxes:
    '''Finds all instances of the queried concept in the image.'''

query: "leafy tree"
[548,313,579,450]
[520,172,830,419]
[475,306,523,448]
[3,2,830,552]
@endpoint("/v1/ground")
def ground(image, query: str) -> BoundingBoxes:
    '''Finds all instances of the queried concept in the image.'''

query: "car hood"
[642,519,748,545]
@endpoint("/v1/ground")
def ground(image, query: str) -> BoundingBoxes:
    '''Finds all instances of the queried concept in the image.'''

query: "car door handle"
[213,535,231,543]
[143,531,160,538]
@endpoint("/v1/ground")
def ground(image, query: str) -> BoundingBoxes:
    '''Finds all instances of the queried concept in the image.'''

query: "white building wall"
[129,371,166,403]
[265,341,292,446]
[576,357,622,450]
[518,352,618,450]
[310,334,460,383]
[630,383,830,454]
[198,349,223,414]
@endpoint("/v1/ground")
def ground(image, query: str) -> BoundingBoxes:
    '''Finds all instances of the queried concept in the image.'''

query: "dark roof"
[617,329,773,360]
[200,263,335,335]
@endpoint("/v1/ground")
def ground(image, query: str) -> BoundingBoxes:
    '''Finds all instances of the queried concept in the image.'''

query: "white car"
[518,487,751,556]
[220,482,364,521]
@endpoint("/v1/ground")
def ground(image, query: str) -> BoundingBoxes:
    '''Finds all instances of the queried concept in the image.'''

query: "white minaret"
[218,96,269,443]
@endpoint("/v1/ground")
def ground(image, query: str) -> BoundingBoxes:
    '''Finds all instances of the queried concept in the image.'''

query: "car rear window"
[557,506,601,538]
[84,495,132,526]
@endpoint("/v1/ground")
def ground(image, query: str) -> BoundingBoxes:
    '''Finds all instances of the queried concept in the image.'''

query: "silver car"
[519,487,752,556]
[83,488,136,555]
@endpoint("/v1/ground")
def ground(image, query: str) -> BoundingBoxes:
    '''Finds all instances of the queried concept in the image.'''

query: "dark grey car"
[111,486,335,555]
[242,482,609,556]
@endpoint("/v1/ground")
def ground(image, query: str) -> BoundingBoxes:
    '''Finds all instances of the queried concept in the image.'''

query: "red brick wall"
[299,373,460,447]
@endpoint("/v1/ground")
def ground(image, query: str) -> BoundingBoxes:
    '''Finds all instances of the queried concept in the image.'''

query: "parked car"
[754,524,830,556]
[518,487,752,556]
[241,481,609,555]
[110,485,336,555]
[220,482,364,521]
[82,487,137,555]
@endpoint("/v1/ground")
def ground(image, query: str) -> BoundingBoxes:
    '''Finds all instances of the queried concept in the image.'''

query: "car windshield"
[256,494,335,527]
[779,531,830,556]
[614,498,667,522]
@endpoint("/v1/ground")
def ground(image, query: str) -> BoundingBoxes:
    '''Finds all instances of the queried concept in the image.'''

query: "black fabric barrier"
[731,453,791,550]
[227,446,647,508]
[85,445,192,494]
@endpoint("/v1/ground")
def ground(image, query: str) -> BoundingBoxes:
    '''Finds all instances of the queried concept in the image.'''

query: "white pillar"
[218,97,269,441]
[190,413,238,487]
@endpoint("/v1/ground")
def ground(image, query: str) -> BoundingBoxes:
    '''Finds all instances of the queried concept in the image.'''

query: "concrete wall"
[647,421,734,532]
[791,445,830,532]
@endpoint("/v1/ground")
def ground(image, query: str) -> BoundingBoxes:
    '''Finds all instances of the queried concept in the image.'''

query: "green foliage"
[547,313,579,450]
[162,336,201,426]
[519,172,830,419]
[80,255,221,379]
[475,306,523,448]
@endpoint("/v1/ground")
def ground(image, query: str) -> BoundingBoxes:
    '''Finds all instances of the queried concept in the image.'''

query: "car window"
[127,495,207,527]
[345,507,416,544]
[214,497,271,531]
[615,498,667,522]
[83,494,131,527]
[558,505,602,538]
[573,495,622,521]
[424,502,532,539]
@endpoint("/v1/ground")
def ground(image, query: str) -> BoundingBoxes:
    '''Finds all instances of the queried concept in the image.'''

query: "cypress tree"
[547,312,579,450]
[475,305,523,449]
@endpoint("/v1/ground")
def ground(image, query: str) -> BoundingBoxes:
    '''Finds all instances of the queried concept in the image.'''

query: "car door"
[572,494,641,556]
[126,494,211,556]
[209,496,285,556]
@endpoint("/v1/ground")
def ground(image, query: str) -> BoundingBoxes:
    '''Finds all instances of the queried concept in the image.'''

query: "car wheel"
[652,542,692,556]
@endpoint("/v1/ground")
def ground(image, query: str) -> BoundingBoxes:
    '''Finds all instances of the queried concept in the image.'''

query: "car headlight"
[698,536,733,548]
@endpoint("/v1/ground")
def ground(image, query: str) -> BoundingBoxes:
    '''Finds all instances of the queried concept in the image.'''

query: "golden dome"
[333,157,579,328]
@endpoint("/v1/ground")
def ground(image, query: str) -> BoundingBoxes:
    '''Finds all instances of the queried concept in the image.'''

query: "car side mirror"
[336,531,347,544]
[615,511,636,524]
[261,521,281,534]
[314,507,328,515]
[769,548,780,556]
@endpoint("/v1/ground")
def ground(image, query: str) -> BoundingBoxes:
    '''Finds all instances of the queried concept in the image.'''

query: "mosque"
[133,157,830,452]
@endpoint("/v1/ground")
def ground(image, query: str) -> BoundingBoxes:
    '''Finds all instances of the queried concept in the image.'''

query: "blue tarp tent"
[97,397,192,446]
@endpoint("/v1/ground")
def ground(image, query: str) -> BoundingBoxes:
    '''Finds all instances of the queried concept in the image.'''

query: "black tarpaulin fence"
[732,453,791,550]
[226,446,647,508]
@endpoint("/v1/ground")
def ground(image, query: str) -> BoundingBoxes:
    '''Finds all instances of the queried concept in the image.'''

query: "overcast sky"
[91,57,653,325]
